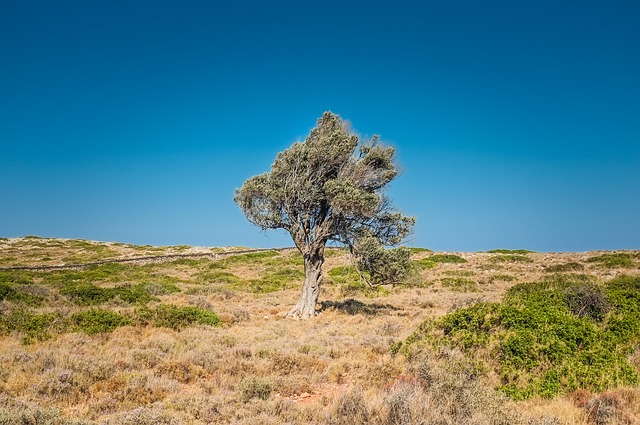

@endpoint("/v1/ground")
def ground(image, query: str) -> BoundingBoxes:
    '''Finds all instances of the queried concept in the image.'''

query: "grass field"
[0,237,639,424]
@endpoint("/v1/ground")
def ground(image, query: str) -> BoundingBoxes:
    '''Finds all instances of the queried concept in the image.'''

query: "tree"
[234,112,414,318]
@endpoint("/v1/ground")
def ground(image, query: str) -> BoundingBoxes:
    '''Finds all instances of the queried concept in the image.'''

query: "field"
[0,237,639,424]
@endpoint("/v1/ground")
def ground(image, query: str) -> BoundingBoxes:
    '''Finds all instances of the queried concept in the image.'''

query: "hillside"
[0,237,639,424]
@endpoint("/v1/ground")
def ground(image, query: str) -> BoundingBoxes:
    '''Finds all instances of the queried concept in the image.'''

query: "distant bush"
[587,253,635,268]
[72,309,131,334]
[428,254,467,264]
[238,376,272,402]
[61,282,158,305]
[403,275,640,399]
[0,283,44,306]
[489,254,533,263]
[487,249,534,254]
[137,304,222,331]
[545,262,584,273]
[0,271,35,285]
[441,277,478,292]
[0,309,62,344]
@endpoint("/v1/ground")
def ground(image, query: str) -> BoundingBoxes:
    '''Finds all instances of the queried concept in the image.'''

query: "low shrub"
[0,282,43,306]
[487,249,534,254]
[72,309,131,334]
[587,253,635,268]
[238,376,272,402]
[441,277,478,292]
[403,275,640,400]
[545,262,585,273]
[428,254,467,264]
[141,304,222,331]
[489,254,533,263]
[0,309,63,344]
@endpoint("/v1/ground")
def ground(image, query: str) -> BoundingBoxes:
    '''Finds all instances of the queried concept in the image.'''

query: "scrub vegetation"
[0,237,638,424]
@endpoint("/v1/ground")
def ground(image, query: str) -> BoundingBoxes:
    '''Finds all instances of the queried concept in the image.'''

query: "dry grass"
[0,238,638,424]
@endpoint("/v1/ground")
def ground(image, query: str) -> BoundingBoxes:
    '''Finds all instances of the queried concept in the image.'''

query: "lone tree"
[234,112,414,318]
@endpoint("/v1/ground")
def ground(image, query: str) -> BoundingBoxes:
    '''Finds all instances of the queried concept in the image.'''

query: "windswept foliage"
[234,112,414,318]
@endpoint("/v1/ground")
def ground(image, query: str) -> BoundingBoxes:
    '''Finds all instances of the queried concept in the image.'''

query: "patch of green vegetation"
[169,258,214,267]
[234,268,304,293]
[0,282,44,306]
[440,277,478,292]
[489,274,517,283]
[428,254,467,264]
[403,275,640,400]
[0,271,35,285]
[239,376,272,402]
[489,254,533,263]
[414,258,437,269]
[223,250,280,265]
[444,270,475,277]
[487,249,534,254]
[196,270,242,285]
[327,266,387,296]
[136,304,222,331]
[0,257,17,265]
[408,247,433,253]
[72,309,131,334]
[0,309,62,344]
[587,253,635,269]
[60,281,157,305]
[545,262,584,273]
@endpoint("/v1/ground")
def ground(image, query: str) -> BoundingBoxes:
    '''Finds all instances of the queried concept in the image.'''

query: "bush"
[428,254,467,263]
[563,282,610,321]
[403,276,640,399]
[545,262,584,273]
[487,249,534,254]
[0,309,62,344]
[61,282,156,305]
[72,309,131,334]
[238,376,272,402]
[150,304,222,330]
[489,254,533,263]
[441,277,478,292]
[587,253,635,268]
[354,236,414,285]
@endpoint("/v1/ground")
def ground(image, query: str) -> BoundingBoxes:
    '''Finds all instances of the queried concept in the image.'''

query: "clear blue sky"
[1,0,639,252]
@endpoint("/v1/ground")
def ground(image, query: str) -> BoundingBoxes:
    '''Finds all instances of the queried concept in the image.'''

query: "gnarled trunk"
[287,248,324,319]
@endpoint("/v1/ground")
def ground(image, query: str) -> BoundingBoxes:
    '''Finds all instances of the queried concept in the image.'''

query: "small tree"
[234,112,414,318]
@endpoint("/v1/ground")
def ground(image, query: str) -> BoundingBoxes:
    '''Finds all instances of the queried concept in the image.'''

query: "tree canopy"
[234,111,414,318]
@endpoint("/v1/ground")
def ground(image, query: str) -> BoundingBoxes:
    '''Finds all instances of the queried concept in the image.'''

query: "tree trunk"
[287,249,324,319]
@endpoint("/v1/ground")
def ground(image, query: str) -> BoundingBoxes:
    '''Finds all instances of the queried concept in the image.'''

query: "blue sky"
[1,0,639,252]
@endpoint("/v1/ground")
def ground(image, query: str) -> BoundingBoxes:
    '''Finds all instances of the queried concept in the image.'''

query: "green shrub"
[223,251,280,266]
[545,262,584,273]
[487,249,534,254]
[408,247,433,253]
[328,266,372,295]
[61,282,157,305]
[0,309,62,344]
[414,259,436,269]
[441,277,478,292]
[0,271,35,285]
[354,236,414,285]
[0,282,44,306]
[150,304,222,330]
[238,376,272,402]
[196,270,242,285]
[489,274,516,283]
[72,309,131,334]
[428,254,467,263]
[587,253,635,268]
[489,254,533,263]
[404,276,640,399]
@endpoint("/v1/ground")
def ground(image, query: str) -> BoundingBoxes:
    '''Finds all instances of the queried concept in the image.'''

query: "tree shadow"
[319,299,401,316]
